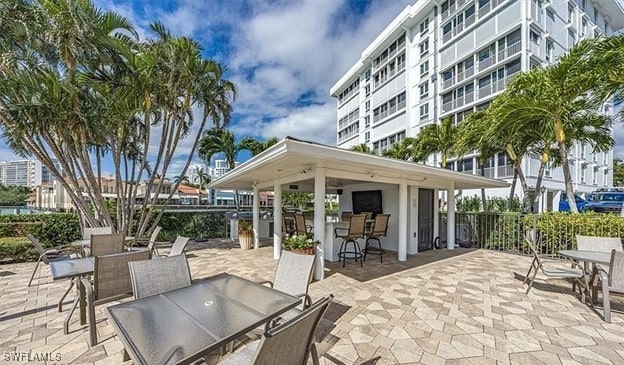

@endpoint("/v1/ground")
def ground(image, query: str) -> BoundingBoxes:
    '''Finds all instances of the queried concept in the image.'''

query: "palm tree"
[494,39,612,213]
[382,137,418,161]
[195,168,210,204]
[173,175,190,185]
[414,117,458,168]
[238,136,279,156]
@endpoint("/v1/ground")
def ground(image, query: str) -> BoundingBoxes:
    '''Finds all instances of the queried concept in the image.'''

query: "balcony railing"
[478,55,496,70]
[465,91,474,104]
[443,31,452,43]
[443,77,454,89]
[465,14,475,27]
[478,2,491,17]
[483,166,496,178]
[442,100,453,113]
[529,42,541,57]
[478,77,509,98]
[497,165,514,178]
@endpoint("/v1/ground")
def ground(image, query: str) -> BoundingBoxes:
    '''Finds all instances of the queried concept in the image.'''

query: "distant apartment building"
[330,0,623,211]
[0,159,60,188]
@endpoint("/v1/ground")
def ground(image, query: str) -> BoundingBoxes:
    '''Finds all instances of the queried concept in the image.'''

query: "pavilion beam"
[252,184,260,249]
[398,180,408,261]
[273,180,282,259]
[313,168,326,280]
[325,168,428,187]
[447,182,455,250]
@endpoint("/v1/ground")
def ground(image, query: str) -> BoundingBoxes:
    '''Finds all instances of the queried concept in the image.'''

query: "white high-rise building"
[0,160,43,187]
[330,0,623,211]
[187,163,208,185]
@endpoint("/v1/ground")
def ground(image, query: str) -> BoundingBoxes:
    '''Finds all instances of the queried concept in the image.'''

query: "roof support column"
[273,181,282,259]
[252,184,260,249]
[313,168,326,280]
[398,180,408,261]
[447,182,455,250]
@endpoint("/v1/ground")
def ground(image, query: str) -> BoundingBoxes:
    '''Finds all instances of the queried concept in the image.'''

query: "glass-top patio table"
[559,250,612,306]
[49,257,94,334]
[106,273,301,365]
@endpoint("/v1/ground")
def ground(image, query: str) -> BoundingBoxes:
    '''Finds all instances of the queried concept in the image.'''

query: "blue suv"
[582,189,624,213]
[558,192,589,212]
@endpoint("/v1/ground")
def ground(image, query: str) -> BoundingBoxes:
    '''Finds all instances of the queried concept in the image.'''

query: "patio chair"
[340,211,352,222]
[364,214,390,263]
[294,213,313,238]
[335,213,367,267]
[82,227,113,240]
[26,234,77,287]
[283,215,296,237]
[576,235,623,298]
[593,250,624,323]
[80,250,151,345]
[128,253,191,299]
[523,231,584,296]
[129,226,162,255]
[168,235,191,257]
[86,232,125,257]
[261,250,316,311]
[219,295,333,365]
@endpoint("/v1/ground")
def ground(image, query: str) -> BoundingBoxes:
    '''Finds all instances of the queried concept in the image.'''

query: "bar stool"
[335,213,367,267]
[364,214,390,263]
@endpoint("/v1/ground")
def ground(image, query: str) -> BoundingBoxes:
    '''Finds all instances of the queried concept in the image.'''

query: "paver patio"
[1,240,623,364]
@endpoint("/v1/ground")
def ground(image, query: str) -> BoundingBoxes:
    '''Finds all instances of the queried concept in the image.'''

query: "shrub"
[0,213,81,254]
[158,212,227,241]
[0,237,38,262]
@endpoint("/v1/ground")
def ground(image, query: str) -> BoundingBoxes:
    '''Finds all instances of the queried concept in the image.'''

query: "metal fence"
[440,212,624,256]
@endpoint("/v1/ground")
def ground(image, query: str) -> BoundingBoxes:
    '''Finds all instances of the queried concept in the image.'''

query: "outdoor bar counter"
[324,219,349,262]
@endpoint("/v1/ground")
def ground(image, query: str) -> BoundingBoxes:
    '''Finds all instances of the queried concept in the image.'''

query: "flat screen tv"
[352,190,383,216]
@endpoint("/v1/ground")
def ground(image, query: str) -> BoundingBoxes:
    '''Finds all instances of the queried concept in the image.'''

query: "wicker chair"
[26,234,77,287]
[294,213,313,238]
[128,253,191,299]
[86,233,125,257]
[82,227,113,240]
[167,236,191,257]
[523,231,584,296]
[80,250,151,345]
[335,213,366,267]
[364,214,390,263]
[220,295,333,365]
[593,250,624,322]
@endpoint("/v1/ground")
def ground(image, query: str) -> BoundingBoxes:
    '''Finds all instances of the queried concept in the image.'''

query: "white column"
[447,182,455,250]
[433,189,439,243]
[273,181,282,259]
[313,168,326,280]
[252,185,260,249]
[409,186,419,254]
[398,180,408,261]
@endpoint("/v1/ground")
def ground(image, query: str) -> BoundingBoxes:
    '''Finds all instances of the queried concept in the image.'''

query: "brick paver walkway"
[1,240,623,364]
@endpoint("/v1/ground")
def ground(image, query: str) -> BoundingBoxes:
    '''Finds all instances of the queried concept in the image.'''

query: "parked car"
[558,192,588,212]
[581,191,624,213]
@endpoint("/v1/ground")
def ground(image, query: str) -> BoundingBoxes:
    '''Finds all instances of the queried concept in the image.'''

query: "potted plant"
[238,220,253,250]
[283,235,320,255]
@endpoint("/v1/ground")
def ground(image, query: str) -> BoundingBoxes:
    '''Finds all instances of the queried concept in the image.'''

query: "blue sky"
[0,0,414,176]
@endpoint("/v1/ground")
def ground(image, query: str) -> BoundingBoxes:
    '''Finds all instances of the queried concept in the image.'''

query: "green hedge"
[158,212,227,241]
[0,237,38,262]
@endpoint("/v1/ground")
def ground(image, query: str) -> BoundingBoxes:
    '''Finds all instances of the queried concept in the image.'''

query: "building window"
[364,115,370,128]
[593,167,598,185]
[546,40,553,62]
[603,169,608,186]
[581,164,587,184]
[419,38,429,56]
[365,69,371,81]
[568,30,576,47]
[580,144,586,159]
[420,18,429,35]
[581,19,587,36]
[530,30,540,44]
[568,4,574,24]
[365,132,370,142]
[420,61,429,77]
[365,100,370,112]
[420,103,429,120]
[419,82,429,98]
[594,8,598,22]
[545,161,552,178]
[365,84,370,96]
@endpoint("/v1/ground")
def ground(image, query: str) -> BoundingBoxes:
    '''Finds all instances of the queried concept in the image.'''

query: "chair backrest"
[83,227,113,240]
[273,251,315,310]
[27,234,49,264]
[347,214,367,238]
[146,226,162,253]
[294,213,308,236]
[608,250,624,290]
[169,236,190,256]
[90,233,125,257]
[251,295,333,365]
[129,253,191,299]
[371,214,390,237]
[93,250,151,302]
[576,235,623,252]
[361,211,373,220]
[340,211,352,222]
[524,229,542,267]
[283,216,295,235]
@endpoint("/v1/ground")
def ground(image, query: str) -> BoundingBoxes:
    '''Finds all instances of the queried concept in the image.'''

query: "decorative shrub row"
[0,213,81,246]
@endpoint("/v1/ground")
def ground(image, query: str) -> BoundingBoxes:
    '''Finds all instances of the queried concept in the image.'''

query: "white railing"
[443,31,453,43]
[479,55,496,70]
[478,2,491,17]
[465,14,475,27]
[497,165,514,178]
[465,66,474,78]
[455,96,465,109]
[465,91,474,104]
[483,167,496,178]
[443,77,454,89]
[442,100,454,113]
[529,42,541,57]
[398,100,406,110]
[454,22,464,35]
[505,41,521,58]
[479,85,492,98]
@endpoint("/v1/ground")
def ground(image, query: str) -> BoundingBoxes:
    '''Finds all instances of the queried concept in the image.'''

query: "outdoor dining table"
[559,250,612,303]
[105,273,301,365]
[49,257,94,335]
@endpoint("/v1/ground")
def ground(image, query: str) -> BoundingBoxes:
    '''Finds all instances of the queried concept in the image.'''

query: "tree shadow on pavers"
[323,248,477,283]
[0,303,59,322]
[315,301,351,362]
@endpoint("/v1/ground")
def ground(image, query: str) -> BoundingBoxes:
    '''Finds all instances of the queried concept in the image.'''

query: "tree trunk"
[532,151,548,213]
[514,160,531,214]
[480,164,487,212]
[555,121,578,213]
[508,169,518,211]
